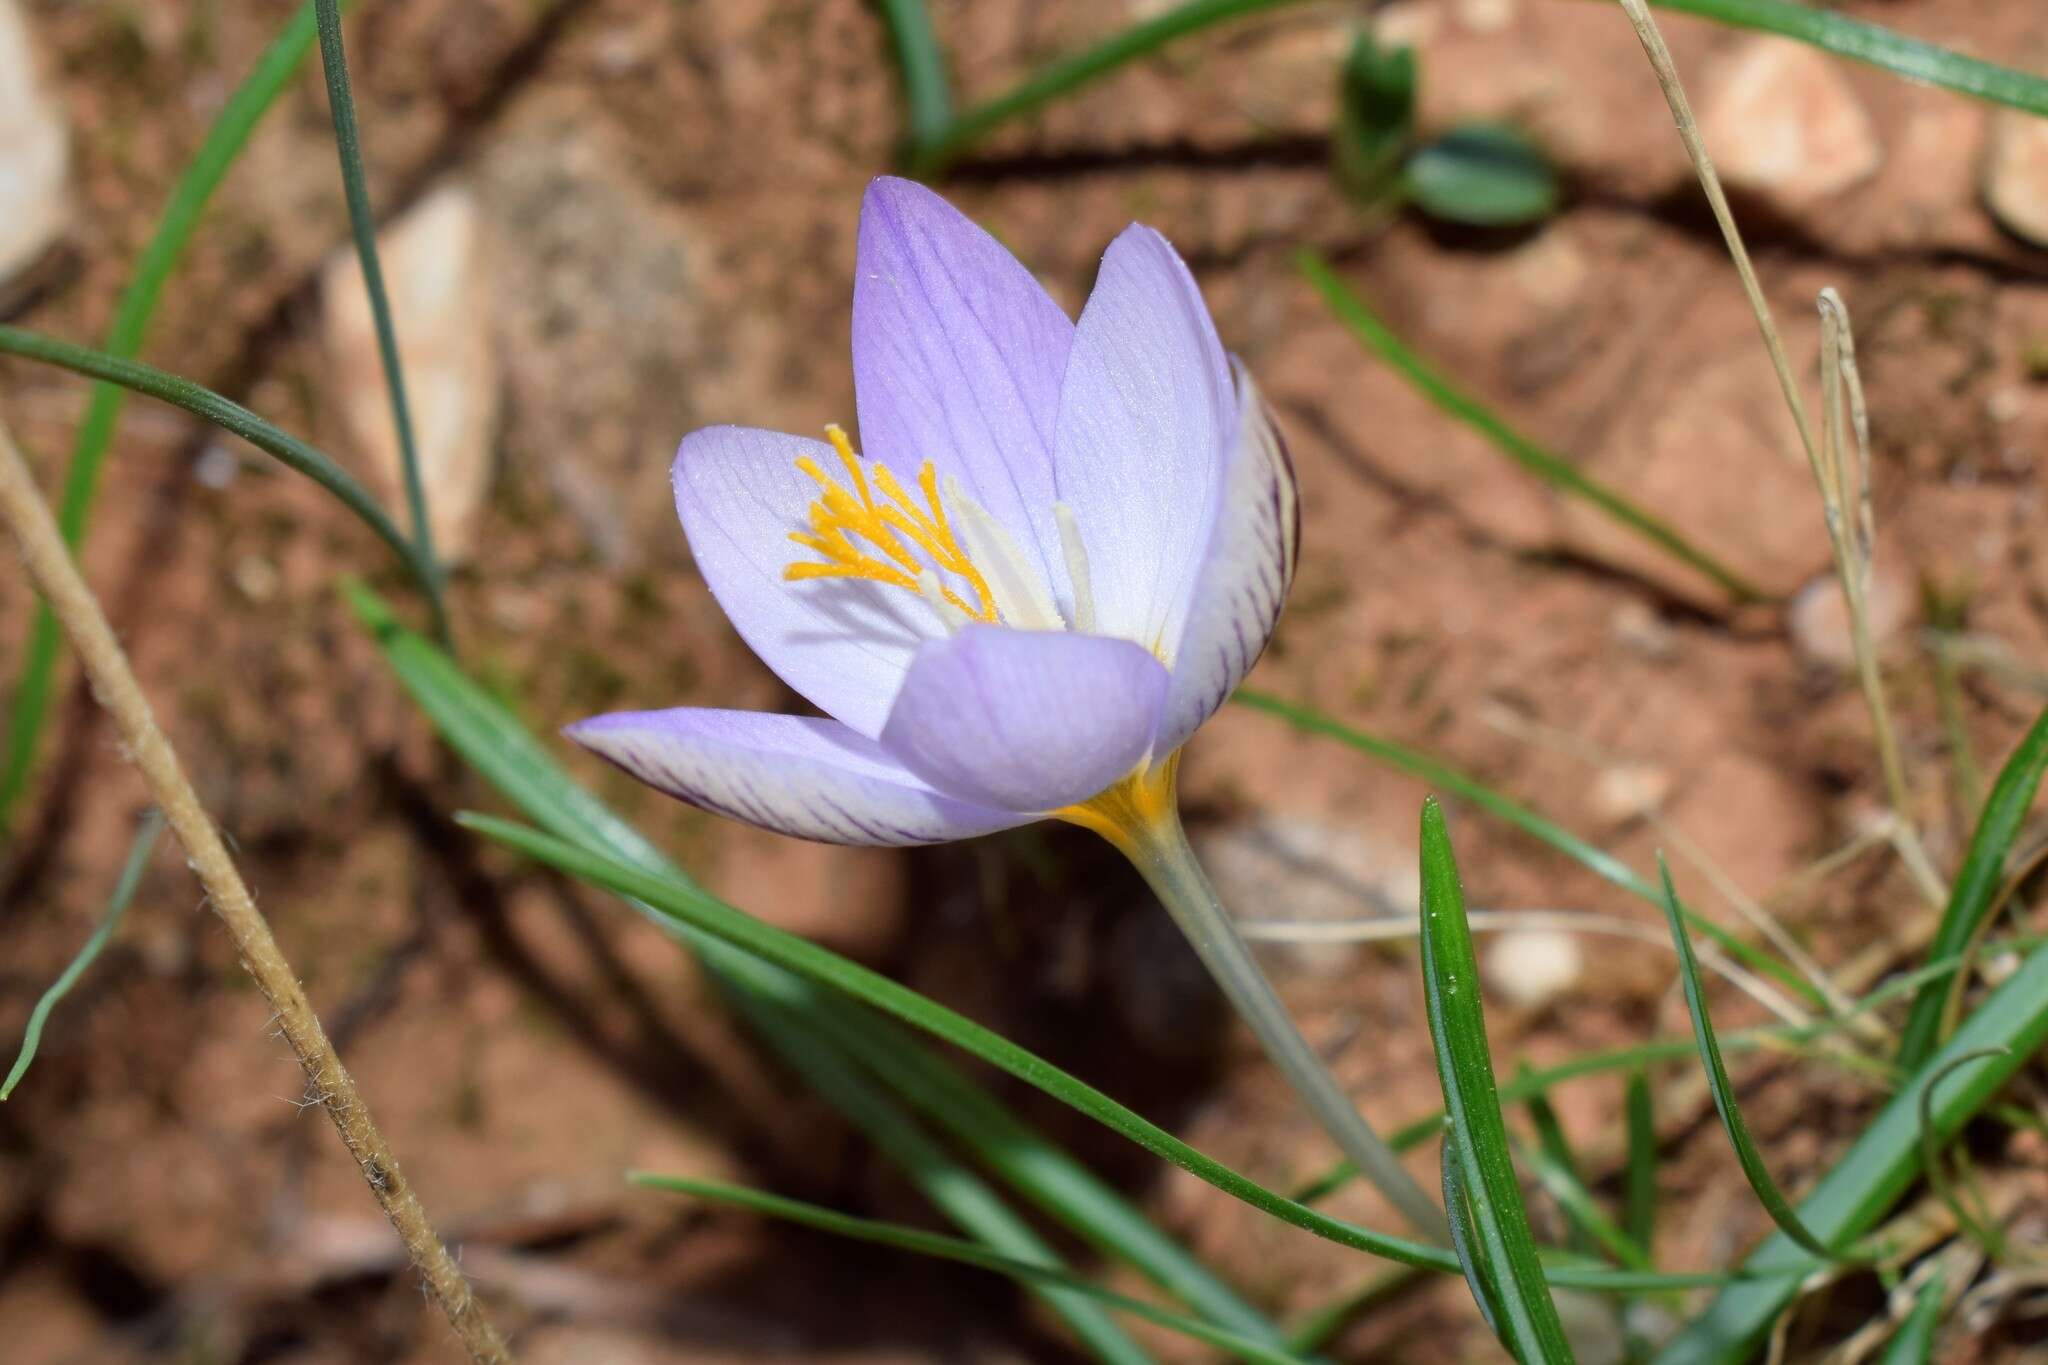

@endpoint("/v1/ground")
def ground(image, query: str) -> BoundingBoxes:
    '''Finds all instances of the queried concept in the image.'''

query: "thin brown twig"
[0,414,512,1365]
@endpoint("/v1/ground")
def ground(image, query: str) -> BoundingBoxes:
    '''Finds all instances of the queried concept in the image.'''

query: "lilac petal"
[1051,224,1237,657]
[566,708,1027,846]
[1156,361,1301,754]
[879,625,1169,813]
[675,424,937,739]
[853,177,1073,603]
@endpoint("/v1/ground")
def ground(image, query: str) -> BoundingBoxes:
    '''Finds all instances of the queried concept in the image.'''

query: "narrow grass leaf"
[0,1,336,833]
[871,0,954,158]
[1297,250,1765,603]
[1641,0,2048,118]
[1522,1137,1651,1272]
[310,0,440,604]
[633,1174,1305,1364]
[907,0,2048,174]
[459,808,1737,1297]
[1623,1069,1657,1255]
[1283,1266,1427,1355]
[342,582,1280,1352]
[1655,857,1851,1261]
[1524,1087,1596,1257]
[1877,1269,1944,1365]
[1896,704,2048,1069]
[1420,798,1577,1360]
[3,810,163,1099]
[0,330,445,639]
[1233,689,1815,1002]
[1916,1047,2011,1260]
[1655,947,2048,1362]
[741,998,1154,1364]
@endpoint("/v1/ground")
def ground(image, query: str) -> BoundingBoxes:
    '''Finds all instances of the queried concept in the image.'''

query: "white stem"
[1120,806,1450,1240]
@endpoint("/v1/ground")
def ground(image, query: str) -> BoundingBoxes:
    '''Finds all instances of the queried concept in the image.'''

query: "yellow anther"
[781,429,1000,624]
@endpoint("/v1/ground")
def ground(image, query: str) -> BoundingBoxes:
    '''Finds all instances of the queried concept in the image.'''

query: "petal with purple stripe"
[565,708,1027,846]
[1156,361,1301,754]
[880,625,1169,813]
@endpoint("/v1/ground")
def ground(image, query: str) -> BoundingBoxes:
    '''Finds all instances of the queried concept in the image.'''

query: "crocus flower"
[567,177,1297,852]
[567,179,1448,1237]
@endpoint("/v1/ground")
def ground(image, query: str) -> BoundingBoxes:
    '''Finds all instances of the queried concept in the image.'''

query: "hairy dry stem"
[0,415,511,1365]
[1615,0,1944,914]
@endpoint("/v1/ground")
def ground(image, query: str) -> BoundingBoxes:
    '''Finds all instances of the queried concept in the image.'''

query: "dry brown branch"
[0,413,512,1365]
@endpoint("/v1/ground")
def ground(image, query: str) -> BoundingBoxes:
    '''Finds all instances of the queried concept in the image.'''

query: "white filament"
[916,567,971,634]
[1053,502,1096,634]
[944,477,1063,630]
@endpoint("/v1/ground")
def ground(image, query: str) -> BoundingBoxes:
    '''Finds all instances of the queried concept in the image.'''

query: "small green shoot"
[3,810,164,1099]
[1420,798,1578,1360]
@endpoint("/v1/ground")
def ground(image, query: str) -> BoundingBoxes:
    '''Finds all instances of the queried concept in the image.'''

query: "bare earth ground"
[2,0,2047,1360]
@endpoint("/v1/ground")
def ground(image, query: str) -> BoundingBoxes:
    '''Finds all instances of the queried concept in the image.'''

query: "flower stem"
[1071,768,1448,1240]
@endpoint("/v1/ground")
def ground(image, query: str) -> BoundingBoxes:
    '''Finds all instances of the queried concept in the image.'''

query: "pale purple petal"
[879,625,1169,813]
[1156,361,1301,754]
[853,177,1073,606]
[1051,224,1236,656]
[566,709,1027,846]
[674,425,938,739]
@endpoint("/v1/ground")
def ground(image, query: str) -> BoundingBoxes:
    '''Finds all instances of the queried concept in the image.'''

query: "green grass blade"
[1283,1266,1426,1354]
[905,0,1298,175]
[1877,1269,1943,1365]
[1419,797,1577,1362]
[3,810,163,1099]
[0,330,445,640]
[1916,1048,2011,1259]
[1232,690,1816,1004]
[460,807,1738,1296]
[740,998,1155,1364]
[1655,857,1852,1261]
[632,1174,1306,1365]
[1522,1135,1650,1272]
[1655,944,2048,1363]
[1623,1069,1657,1255]
[1896,705,2048,1070]
[871,0,954,158]
[1641,0,2048,118]
[1296,944,2014,1206]
[310,0,441,615]
[0,2,333,834]
[825,1003,1287,1347]
[340,582,1285,1351]
[1525,1087,1600,1259]
[906,0,2048,175]
[1298,250,1766,604]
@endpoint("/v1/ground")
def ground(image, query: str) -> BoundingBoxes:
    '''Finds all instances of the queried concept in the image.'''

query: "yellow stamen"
[782,426,1000,624]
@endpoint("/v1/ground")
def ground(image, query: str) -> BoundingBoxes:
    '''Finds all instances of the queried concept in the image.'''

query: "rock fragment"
[322,185,500,564]
[1984,107,2048,247]
[1698,39,1879,211]
[0,0,70,292]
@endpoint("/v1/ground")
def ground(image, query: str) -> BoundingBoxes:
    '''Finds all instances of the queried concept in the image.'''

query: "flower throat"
[782,426,1097,636]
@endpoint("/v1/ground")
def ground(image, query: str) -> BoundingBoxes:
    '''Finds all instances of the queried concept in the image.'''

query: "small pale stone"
[0,0,70,287]
[1785,558,1915,671]
[1481,927,1583,1009]
[1591,761,1672,824]
[1611,600,1678,660]
[322,184,499,564]
[1984,108,2048,247]
[1698,39,1879,209]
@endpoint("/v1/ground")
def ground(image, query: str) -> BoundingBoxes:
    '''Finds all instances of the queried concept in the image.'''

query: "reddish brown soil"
[3,1,2047,1361]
